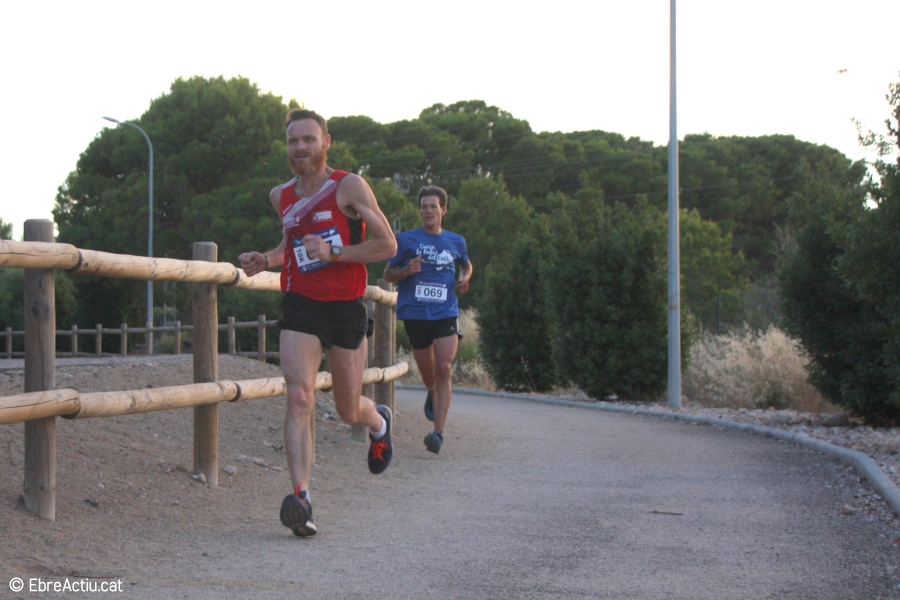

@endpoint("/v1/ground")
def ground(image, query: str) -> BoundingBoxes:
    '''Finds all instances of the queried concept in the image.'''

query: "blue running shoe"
[424,389,434,422]
[424,431,444,454]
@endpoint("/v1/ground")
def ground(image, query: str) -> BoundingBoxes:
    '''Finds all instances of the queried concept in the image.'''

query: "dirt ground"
[0,355,361,588]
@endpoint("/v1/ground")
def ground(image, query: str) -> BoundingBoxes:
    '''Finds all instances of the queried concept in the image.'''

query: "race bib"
[292,226,343,273]
[415,282,448,304]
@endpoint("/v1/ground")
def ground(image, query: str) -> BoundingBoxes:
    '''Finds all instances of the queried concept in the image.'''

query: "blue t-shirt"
[388,228,469,321]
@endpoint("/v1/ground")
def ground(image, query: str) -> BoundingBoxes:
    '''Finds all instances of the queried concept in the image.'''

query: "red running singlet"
[280,170,367,301]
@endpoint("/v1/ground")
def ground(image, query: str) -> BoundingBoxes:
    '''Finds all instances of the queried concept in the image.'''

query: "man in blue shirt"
[385,185,473,454]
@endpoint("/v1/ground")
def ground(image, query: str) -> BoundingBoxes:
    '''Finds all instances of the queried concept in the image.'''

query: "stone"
[223,465,237,475]
[822,413,850,427]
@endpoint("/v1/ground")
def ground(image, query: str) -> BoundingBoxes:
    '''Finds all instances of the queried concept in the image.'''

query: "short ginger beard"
[290,147,328,177]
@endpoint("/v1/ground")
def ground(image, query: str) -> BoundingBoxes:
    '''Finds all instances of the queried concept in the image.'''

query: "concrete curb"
[399,384,900,515]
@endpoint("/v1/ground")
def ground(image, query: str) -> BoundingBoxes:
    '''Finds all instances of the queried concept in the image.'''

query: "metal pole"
[103,116,153,327]
[667,0,682,409]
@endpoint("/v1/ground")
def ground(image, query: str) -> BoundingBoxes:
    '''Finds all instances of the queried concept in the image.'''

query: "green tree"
[477,223,557,392]
[680,208,749,330]
[830,80,900,420]
[542,192,686,400]
[680,134,866,277]
[778,174,888,420]
[0,218,11,240]
[443,176,534,305]
[54,76,296,327]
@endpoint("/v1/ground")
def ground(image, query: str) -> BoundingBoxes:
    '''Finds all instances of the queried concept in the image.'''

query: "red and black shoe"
[368,405,393,474]
[280,488,317,537]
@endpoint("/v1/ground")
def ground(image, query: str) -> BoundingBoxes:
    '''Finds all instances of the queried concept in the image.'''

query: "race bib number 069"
[415,283,447,303]
[292,226,343,273]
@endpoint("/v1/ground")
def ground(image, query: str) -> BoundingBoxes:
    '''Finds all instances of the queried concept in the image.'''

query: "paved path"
[129,388,900,600]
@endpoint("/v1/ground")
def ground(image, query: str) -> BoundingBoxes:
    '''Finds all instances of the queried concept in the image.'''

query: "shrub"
[779,174,895,422]
[477,232,559,392]
[683,326,832,412]
[542,195,688,400]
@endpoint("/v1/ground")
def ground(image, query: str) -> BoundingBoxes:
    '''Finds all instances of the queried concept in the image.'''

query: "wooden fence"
[2,316,280,360]
[0,220,402,521]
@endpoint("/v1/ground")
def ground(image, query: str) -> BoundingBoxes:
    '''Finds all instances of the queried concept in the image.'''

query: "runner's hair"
[286,109,328,135]
[417,185,448,209]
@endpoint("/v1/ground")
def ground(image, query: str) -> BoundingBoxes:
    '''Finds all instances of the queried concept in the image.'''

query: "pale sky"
[1,0,897,240]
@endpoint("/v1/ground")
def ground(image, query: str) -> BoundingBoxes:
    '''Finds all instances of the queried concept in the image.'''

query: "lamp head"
[102,116,120,124]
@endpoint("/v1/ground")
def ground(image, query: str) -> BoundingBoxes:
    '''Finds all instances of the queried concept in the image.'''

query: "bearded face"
[287,119,330,176]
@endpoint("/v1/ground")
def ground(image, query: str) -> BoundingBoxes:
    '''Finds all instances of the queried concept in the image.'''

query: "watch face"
[331,246,342,255]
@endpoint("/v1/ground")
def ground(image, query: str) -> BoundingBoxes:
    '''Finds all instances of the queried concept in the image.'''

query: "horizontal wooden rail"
[0,240,397,305]
[0,361,408,424]
[0,389,81,423]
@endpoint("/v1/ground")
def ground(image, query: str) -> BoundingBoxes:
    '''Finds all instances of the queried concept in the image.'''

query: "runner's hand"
[455,274,470,294]
[302,234,333,262]
[406,256,424,275]
[239,252,267,277]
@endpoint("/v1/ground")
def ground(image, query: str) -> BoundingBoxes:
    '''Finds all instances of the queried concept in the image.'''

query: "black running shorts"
[280,293,368,350]
[403,317,461,350]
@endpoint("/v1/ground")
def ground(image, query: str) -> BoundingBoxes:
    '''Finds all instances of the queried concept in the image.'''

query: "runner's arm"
[327,174,397,264]
[384,255,423,283]
[456,260,473,294]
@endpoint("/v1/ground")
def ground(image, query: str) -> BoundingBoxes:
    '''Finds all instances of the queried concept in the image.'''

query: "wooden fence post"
[227,317,235,355]
[192,242,218,487]
[374,279,395,416]
[174,320,182,355]
[71,324,78,358]
[257,314,266,362]
[6,327,12,359]
[353,300,377,443]
[146,322,153,356]
[95,324,102,356]
[23,219,56,520]
[390,291,396,410]
[121,323,128,357]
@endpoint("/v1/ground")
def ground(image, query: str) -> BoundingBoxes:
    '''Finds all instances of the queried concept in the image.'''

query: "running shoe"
[424,389,434,422]
[368,405,393,474]
[424,431,444,454]
[280,489,317,537]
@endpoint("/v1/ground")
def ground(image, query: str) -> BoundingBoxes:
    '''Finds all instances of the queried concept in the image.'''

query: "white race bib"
[415,282,448,304]
[292,226,343,273]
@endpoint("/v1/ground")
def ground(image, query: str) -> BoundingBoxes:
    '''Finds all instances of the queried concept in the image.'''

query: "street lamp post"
[667,0,682,409]
[103,116,154,328]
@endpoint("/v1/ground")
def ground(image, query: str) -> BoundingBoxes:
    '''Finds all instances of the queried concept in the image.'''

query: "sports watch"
[330,246,342,261]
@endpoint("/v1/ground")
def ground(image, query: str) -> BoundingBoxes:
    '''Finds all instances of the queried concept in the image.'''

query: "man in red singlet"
[239,109,397,537]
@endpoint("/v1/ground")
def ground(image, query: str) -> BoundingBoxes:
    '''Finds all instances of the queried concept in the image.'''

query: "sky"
[1,0,897,240]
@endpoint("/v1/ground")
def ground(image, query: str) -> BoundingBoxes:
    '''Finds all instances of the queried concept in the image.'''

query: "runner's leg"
[431,334,458,433]
[328,342,383,432]
[281,329,323,492]
[412,345,436,393]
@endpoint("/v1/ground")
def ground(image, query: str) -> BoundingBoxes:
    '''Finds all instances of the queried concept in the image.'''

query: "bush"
[542,195,688,400]
[779,172,895,422]
[777,80,900,424]
[683,326,832,412]
[477,233,559,392]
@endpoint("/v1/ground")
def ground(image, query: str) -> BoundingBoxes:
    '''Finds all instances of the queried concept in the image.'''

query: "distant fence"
[2,316,280,361]
[0,220,401,521]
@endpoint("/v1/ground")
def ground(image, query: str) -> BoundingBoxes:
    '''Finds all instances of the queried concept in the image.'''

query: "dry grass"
[683,326,839,413]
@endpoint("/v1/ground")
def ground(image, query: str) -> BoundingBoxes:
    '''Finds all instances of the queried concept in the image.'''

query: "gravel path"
[1,357,899,598]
